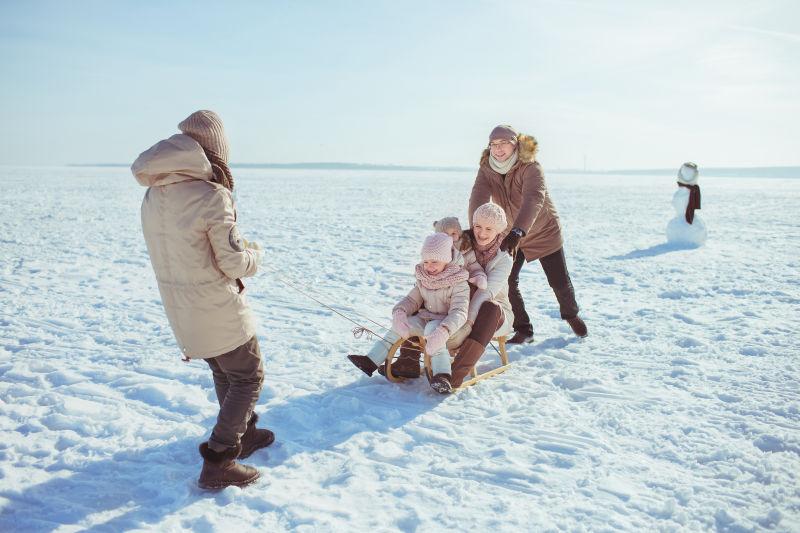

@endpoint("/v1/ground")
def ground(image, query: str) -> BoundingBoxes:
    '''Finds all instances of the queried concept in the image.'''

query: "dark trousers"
[204,336,264,452]
[508,247,579,335]
[469,301,504,345]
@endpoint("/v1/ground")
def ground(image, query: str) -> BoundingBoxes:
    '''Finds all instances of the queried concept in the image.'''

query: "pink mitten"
[424,326,450,355]
[469,272,488,290]
[392,310,410,338]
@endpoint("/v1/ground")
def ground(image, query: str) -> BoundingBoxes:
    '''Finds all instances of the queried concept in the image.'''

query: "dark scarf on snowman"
[677,182,701,224]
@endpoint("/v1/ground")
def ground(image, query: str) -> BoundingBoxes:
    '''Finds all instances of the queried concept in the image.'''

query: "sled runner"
[383,335,510,390]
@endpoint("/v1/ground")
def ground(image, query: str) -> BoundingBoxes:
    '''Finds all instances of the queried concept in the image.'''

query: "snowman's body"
[666,163,706,246]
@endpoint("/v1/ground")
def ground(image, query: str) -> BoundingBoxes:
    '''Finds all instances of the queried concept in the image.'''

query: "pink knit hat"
[490,125,518,143]
[473,202,508,229]
[178,110,230,163]
[421,233,454,263]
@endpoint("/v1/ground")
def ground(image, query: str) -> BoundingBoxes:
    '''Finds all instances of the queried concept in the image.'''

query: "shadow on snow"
[0,379,439,532]
[607,241,699,260]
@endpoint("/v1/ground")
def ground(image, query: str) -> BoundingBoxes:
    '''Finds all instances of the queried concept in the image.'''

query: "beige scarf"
[489,150,518,175]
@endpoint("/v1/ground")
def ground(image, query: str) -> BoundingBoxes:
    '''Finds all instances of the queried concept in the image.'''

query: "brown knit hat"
[489,125,518,143]
[178,110,230,163]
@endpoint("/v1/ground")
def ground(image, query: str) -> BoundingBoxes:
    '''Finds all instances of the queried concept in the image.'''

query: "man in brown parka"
[468,125,588,344]
[132,110,274,489]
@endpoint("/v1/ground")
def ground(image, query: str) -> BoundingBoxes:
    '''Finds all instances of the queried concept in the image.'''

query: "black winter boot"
[198,442,259,490]
[507,331,534,344]
[429,373,453,394]
[239,413,275,460]
[347,355,378,376]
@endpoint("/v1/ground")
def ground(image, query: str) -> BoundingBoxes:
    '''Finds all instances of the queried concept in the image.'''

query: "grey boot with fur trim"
[198,442,259,490]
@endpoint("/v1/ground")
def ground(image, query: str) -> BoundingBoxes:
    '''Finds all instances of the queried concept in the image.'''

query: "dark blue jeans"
[508,247,579,335]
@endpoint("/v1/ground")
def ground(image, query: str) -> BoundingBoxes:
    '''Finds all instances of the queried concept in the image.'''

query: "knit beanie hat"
[421,233,454,263]
[433,216,462,235]
[490,125,518,143]
[473,202,508,229]
[677,162,699,185]
[178,110,230,163]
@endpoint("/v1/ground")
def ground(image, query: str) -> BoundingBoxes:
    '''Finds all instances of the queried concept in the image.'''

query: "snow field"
[0,166,798,531]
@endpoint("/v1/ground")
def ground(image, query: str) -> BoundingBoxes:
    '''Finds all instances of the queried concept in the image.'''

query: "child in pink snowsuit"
[347,232,470,393]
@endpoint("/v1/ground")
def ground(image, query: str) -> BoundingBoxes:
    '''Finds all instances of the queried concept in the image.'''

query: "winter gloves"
[392,310,411,338]
[500,227,525,254]
[247,241,264,266]
[469,272,488,290]
[424,326,450,356]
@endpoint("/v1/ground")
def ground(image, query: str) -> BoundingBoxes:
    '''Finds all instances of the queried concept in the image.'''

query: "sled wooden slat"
[386,335,509,390]
[423,336,508,389]
[455,363,510,390]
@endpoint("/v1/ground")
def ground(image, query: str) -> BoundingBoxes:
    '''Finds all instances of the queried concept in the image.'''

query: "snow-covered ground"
[0,165,798,532]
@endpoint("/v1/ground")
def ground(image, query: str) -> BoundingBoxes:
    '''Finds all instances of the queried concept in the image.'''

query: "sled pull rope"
[259,263,499,357]
[259,263,425,354]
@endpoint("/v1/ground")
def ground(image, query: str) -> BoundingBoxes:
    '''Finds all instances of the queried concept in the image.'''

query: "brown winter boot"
[198,442,260,490]
[566,316,588,338]
[347,354,378,376]
[451,338,487,388]
[388,353,421,378]
[379,340,422,379]
[239,413,275,460]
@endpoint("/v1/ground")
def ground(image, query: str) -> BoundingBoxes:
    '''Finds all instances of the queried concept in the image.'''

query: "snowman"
[666,162,706,246]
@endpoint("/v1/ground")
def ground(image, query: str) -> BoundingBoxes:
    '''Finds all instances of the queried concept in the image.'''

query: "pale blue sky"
[1,0,798,169]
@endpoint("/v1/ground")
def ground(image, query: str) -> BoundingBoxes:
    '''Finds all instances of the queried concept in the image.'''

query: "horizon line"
[57,162,800,177]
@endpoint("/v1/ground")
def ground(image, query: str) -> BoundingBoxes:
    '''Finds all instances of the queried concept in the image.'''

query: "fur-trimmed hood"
[480,133,538,167]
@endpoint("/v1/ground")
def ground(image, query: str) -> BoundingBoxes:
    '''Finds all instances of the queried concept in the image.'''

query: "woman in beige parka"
[132,110,273,490]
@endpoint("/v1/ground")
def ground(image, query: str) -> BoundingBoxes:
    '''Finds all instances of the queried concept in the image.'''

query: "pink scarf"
[415,263,469,290]
[473,235,502,269]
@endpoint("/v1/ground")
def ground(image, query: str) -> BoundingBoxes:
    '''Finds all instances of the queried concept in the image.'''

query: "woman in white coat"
[449,203,515,388]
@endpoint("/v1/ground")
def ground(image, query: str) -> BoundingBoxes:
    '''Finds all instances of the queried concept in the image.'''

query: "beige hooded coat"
[391,277,470,336]
[132,134,260,359]
[468,134,564,261]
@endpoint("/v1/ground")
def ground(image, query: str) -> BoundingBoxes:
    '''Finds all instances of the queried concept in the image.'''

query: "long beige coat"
[132,134,260,359]
[468,134,564,261]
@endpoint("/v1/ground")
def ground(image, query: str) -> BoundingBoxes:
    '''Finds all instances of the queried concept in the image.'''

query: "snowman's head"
[677,162,699,185]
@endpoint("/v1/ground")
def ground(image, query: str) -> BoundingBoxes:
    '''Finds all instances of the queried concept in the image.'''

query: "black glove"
[500,227,525,254]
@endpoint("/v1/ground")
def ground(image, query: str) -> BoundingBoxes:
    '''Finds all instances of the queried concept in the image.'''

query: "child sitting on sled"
[433,216,487,290]
[347,232,470,394]
[375,217,489,382]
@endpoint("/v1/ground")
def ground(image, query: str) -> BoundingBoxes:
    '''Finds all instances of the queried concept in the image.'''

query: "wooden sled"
[384,335,510,390]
